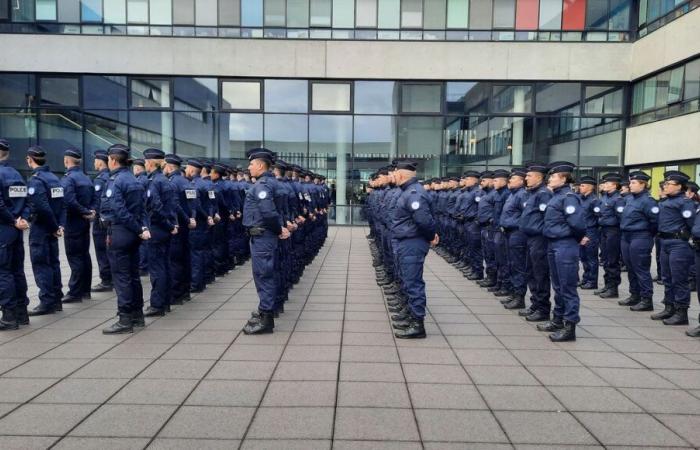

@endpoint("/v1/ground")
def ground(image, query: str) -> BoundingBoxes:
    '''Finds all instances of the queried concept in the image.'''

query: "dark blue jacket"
[477,187,494,225]
[500,186,527,230]
[242,172,282,234]
[658,192,696,234]
[519,183,551,237]
[91,168,110,220]
[167,170,197,226]
[599,191,623,227]
[543,185,585,240]
[620,190,658,233]
[100,167,146,235]
[578,192,600,238]
[492,186,510,227]
[0,161,29,234]
[390,177,436,242]
[27,165,65,235]
[61,166,93,235]
[145,168,177,234]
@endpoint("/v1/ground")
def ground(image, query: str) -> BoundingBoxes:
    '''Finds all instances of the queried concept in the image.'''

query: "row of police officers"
[0,139,329,334]
[366,160,700,341]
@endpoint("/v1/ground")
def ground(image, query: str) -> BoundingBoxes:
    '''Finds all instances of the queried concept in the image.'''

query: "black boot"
[537,317,563,332]
[28,304,56,316]
[0,308,18,331]
[391,310,410,322]
[103,313,133,334]
[526,310,550,322]
[243,310,275,334]
[630,297,653,312]
[549,321,576,342]
[651,303,675,321]
[61,293,83,304]
[504,295,525,310]
[663,307,689,326]
[494,289,511,297]
[14,305,29,326]
[92,282,113,292]
[618,294,640,306]
[143,306,165,317]
[686,315,700,337]
[518,306,535,317]
[593,286,609,296]
[132,310,146,327]
[580,282,597,290]
[599,287,619,299]
[394,319,426,339]
[388,303,406,313]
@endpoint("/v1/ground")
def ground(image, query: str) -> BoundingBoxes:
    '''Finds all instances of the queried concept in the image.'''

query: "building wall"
[624,111,700,165]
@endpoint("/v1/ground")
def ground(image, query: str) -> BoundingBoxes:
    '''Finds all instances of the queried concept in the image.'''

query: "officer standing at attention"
[476,172,496,288]
[389,161,438,339]
[101,144,150,334]
[185,159,214,294]
[61,148,95,304]
[688,201,700,337]
[491,169,512,297]
[596,173,624,299]
[26,146,66,316]
[90,150,113,293]
[539,161,585,342]
[242,148,290,335]
[133,158,149,276]
[618,171,658,312]
[500,168,529,310]
[577,176,600,290]
[0,139,31,329]
[652,171,696,326]
[143,148,178,317]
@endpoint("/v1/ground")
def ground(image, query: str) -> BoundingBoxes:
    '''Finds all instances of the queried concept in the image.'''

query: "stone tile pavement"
[0,227,699,449]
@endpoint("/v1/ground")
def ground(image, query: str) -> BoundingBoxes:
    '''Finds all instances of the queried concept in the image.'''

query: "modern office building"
[1,0,699,223]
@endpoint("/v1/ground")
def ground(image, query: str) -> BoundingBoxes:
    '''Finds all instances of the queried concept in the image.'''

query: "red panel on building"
[562,0,586,30]
[516,0,540,30]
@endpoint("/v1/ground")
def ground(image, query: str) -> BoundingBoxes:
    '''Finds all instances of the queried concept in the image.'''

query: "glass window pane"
[84,110,129,164]
[492,84,533,113]
[332,0,353,27]
[59,0,80,21]
[312,83,351,111]
[219,0,240,25]
[401,0,422,27]
[642,78,656,111]
[446,82,485,114]
[667,66,684,104]
[584,85,623,115]
[219,113,262,160]
[539,0,562,29]
[684,59,700,101]
[83,75,128,109]
[535,82,581,114]
[221,81,261,110]
[264,80,308,113]
[150,0,172,24]
[356,0,377,27]
[447,0,468,28]
[654,71,670,108]
[535,116,579,164]
[0,111,37,168]
[609,0,630,30]
[424,0,446,29]
[378,0,399,28]
[241,0,262,25]
[287,0,309,26]
[0,0,9,20]
[12,0,34,21]
[493,0,516,28]
[515,0,538,29]
[562,0,586,29]
[354,115,396,158]
[401,84,441,113]
[0,74,36,109]
[81,0,102,21]
[310,0,331,26]
[36,0,56,20]
[586,0,608,29]
[130,110,174,154]
[104,0,126,23]
[40,77,79,106]
[38,109,82,168]
[174,0,194,24]
[397,116,443,159]
[579,124,622,166]
[265,0,285,26]
[469,0,492,29]
[174,77,218,111]
[195,0,216,25]
[175,111,216,159]
[354,81,398,114]
[264,114,308,155]
[127,0,148,22]
[309,115,352,209]
[131,79,171,108]
[488,116,534,164]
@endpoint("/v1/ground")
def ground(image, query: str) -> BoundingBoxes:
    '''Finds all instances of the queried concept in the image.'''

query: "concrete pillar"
[511,87,525,166]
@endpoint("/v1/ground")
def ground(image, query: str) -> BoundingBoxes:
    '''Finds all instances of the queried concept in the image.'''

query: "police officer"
[91,150,113,292]
[133,158,149,276]
[519,163,552,321]
[596,173,624,299]
[185,159,214,293]
[651,171,696,326]
[389,161,438,339]
[242,148,289,335]
[618,171,658,312]
[477,172,496,288]
[463,172,484,281]
[143,148,178,317]
[500,168,529,310]
[61,148,95,303]
[454,171,480,279]
[538,162,585,342]
[689,200,700,337]
[101,144,150,334]
[491,169,512,297]
[0,139,30,328]
[26,146,66,316]
[577,176,600,290]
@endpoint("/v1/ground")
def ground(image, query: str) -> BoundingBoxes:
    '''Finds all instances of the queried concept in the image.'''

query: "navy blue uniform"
[519,183,552,314]
[478,187,496,280]
[620,190,658,300]
[62,166,94,298]
[91,168,111,286]
[492,186,511,292]
[188,174,213,292]
[167,169,196,301]
[658,192,696,308]
[599,191,623,290]
[27,166,65,310]
[101,167,147,315]
[243,172,282,312]
[390,178,436,320]
[578,192,600,288]
[136,172,149,273]
[500,186,528,297]
[463,186,483,278]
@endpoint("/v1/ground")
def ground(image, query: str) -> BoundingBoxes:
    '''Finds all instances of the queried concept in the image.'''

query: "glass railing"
[328,205,368,226]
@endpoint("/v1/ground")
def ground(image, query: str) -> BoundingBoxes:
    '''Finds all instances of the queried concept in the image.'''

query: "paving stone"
[341,345,399,363]
[148,438,241,449]
[241,439,331,450]
[549,386,643,412]
[72,404,176,437]
[138,360,215,379]
[337,381,410,408]
[415,409,507,443]
[528,366,609,387]
[110,379,198,405]
[0,378,59,403]
[70,358,152,379]
[0,436,58,449]
[408,383,487,409]
[273,361,339,381]
[511,349,582,367]
[159,406,255,439]
[574,412,687,447]
[591,367,677,388]
[619,388,700,414]
[33,378,127,404]
[186,380,267,407]
[455,349,522,366]
[495,411,597,445]
[465,365,540,386]
[262,381,337,407]
[480,385,563,411]
[53,437,150,449]
[335,407,419,441]
[282,345,340,362]
[0,404,94,436]
[655,413,700,447]
[334,441,421,450]
[3,358,90,379]
[247,407,334,439]
[339,362,404,382]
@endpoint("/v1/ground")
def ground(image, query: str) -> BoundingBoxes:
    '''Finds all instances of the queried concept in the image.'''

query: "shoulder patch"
[565,205,576,214]
[475,196,481,202]
[538,203,547,212]
[616,206,624,213]
[411,201,420,210]
[650,206,659,214]
[95,184,101,191]
[682,210,692,218]
[147,189,151,198]
[593,206,600,213]
[258,191,268,200]
[50,187,64,198]
[106,189,113,198]
[8,186,27,198]
[28,187,35,195]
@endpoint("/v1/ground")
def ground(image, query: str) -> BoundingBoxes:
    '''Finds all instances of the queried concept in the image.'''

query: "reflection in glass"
[535,82,581,114]
[397,116,442,177]
[36,0,56,21]
[447,0,469,28]
[492,85,532,113]
[242,0,263,26]
[378,0,400,28]
[310,115,352,216]
[586,0,608,29]
[264,80,308,113]
[424,0,446,29]
[312,83,351,111]
[129,110,174,155]
[264,114,308,157]
[0,74,36,108]
[584,86,623,115]
[131,79,171,108]
[81,0,102,21]
[539,0,563,29]
[535,116,580,163]
[488,116,533,165]
[469,0,492,28]
[59,0,80,22]
[83,76,128,109]
[356,0,377,27]
[38,108,82,168]
[196,0,217,25]
[333,0,354,27]
[310,0,331,26]
[221,81,261,111]
[84,110,129,170]
[265,0,285,26]
[354,81,397,114]
[684,60,700,101]
[446,82,481,114]
[175,111,217,158]
[40,77,79,107]
[353,115,396,158]
[104,0,127,23]
[174,77,218,111]
[609,0,631,30]
[401,84,442,113]
[151,0,172,24]
[493,0,516,28]
[287,0,309,27]
[218,0,240,25]
[127,0,148,23]
[0,111,37,168]
[579,125,622,166]
[219,113,262,160]
[401,0,422,27]
[174,0,195,24]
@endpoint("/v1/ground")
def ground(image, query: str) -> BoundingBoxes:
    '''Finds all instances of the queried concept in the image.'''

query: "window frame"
[399,82,445,115]
[310,80,353,114]
[129,77,173,110]
[38,75,82,108]
[219,78,264,112]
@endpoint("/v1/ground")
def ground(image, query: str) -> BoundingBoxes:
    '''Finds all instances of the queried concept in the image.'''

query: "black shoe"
[466,274,482,281]
[171,297,184,305]
[593,286,609,296]
[103,313,133,334]
[486,286,500,293]
[494,289,511,297]
[499,296,512,305]
[537,318,564,332]
[686,317,700,337]
[383,287,399,296]
[599,289,619,299]
[663,307,689,326]
[132,311,145,327]
[92,282,113,292]
[394,319,426,339]
[651,303,675,321]
[143,306,165,317]
[14,306,29,326]
[0,309,18,331]
[630,297,653,312]
[580,283,597,290]
[28,304,56,316]
[190,288,204,294]
[549,321,576,342]
[243,310,275,334]
[388,304,405,313]
[518,307,535,317]
[526,310,550,322]
[504,297,525,310]
[54,302,62,312]
[618,294,640,306]
[61,294,83,304]
[392,318,411,330]
[140,270,148,277]
[391,311,410,321]
[181,294,191,302]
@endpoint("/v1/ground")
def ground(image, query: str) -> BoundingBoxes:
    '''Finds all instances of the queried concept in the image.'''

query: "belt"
[658,231,690,240]
[247,226,267,236]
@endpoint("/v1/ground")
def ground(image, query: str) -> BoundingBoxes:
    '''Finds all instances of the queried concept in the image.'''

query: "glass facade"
[0,0,634,41]
[0,72,628,224]
[637,0,699,37]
